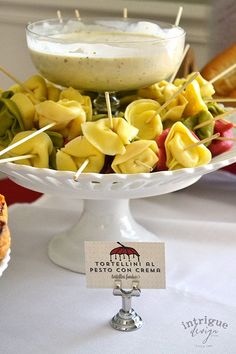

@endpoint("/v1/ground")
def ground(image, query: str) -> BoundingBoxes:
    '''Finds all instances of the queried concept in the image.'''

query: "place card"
[85,241,165,289]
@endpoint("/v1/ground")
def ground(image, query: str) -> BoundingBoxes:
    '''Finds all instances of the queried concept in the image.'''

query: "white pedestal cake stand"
[0,249,11,277]
[1,147,236,273]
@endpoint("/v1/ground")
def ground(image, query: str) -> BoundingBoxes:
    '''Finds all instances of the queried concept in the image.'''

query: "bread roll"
[201,44,236,97]
[0,195,10,261]
[0,194,8,223]
[0,222,10,261]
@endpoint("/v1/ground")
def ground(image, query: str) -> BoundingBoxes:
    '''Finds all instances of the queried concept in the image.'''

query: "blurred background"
[0,0,212,88]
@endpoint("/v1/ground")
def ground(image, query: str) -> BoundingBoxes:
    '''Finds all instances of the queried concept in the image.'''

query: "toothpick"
[169,44,190,83]
[57,10,63,23]
[105,91,113,129]
[123,8,128,19]
[73,159,89,181]
[146,72,199,124]
[209,63,236,84]
[158,72,199,114]
[216,136,236,141]
[0,123,55,157]
[175,6,183,26]
[205,98,236,103]
[184,133,220,150]
[0,65,34,96]
[193,108,236,130]
[135,160,153,172]
[0,154,34,164]
[75,9,81,20]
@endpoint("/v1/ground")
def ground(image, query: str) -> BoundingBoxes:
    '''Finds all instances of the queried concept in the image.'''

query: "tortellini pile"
[0,71,231,174]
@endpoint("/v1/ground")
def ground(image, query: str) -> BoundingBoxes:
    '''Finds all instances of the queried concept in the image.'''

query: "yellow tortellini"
[24,75,48,102]
[174,72,215,99]
[137,83,187,123]
[124,99,162,140]
[111,140,158,174]
[183,80,208,117]
[81,117,138,156]
[9,75,47,104]
[47,83,61,101]
[4,130,53,168]
[11,93,35,130]
[56,136,105,173]
[165,121,212,170]
[35,99,86,140]
[60,87,93,121]
[138,81,177,104]
[160,94,188,122]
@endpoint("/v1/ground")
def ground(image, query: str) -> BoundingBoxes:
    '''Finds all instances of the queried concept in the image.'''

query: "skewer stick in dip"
[105,91,114,129]
[75,9,81,20]
[175,6,183,26]
[169,44,190,83]
[0,123,55,157]
[73,159,89,181]
[123,8,128,18]
[0,154,34,164]
[57,10,63,23]
[209,63,236,84]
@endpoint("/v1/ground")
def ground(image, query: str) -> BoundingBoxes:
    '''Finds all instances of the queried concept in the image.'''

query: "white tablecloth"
[1,171,236,354]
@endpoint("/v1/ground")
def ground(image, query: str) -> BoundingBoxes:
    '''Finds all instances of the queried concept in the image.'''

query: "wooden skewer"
[0,65,34,96]
[193,108,236,130]
[205,98,236,103]
[209,63,236,84]
[73,159,89,181]
[146,72,199,124]
[0,122,55,157]
[158,72,199,114]
[105,91,113,129]
[0,154,34,164]
[75,9,81,20]
[169,44,190,83]
[57,10,63,23]
[135,160,153,172]
[123,8,128,19]
[184,133,220,150]
[175,6,183,26]
[216,136,236,141]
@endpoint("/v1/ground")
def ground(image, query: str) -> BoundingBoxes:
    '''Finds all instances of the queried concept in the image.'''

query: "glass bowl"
[26,17,185,93]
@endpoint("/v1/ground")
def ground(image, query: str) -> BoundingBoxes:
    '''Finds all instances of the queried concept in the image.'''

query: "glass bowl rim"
[26,17,186,44]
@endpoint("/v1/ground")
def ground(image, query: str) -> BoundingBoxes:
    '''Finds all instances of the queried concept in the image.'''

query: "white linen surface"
[1,171,236,354]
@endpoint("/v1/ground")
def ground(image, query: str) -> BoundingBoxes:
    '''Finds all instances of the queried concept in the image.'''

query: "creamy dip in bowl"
[26,18,185,92]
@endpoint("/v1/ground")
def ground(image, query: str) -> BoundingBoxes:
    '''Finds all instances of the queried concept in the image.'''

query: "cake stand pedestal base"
[48,199,158,273]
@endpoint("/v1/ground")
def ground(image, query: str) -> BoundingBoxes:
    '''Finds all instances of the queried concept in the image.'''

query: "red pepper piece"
[214,119,234,134]
[208,128,234,156]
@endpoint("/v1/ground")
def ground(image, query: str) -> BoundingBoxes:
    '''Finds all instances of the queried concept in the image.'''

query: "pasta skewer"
[184,133,220,150]
[73,159,89,181]
[0,154,34,164]
[193,109,236,130]
[0,123,55,157]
